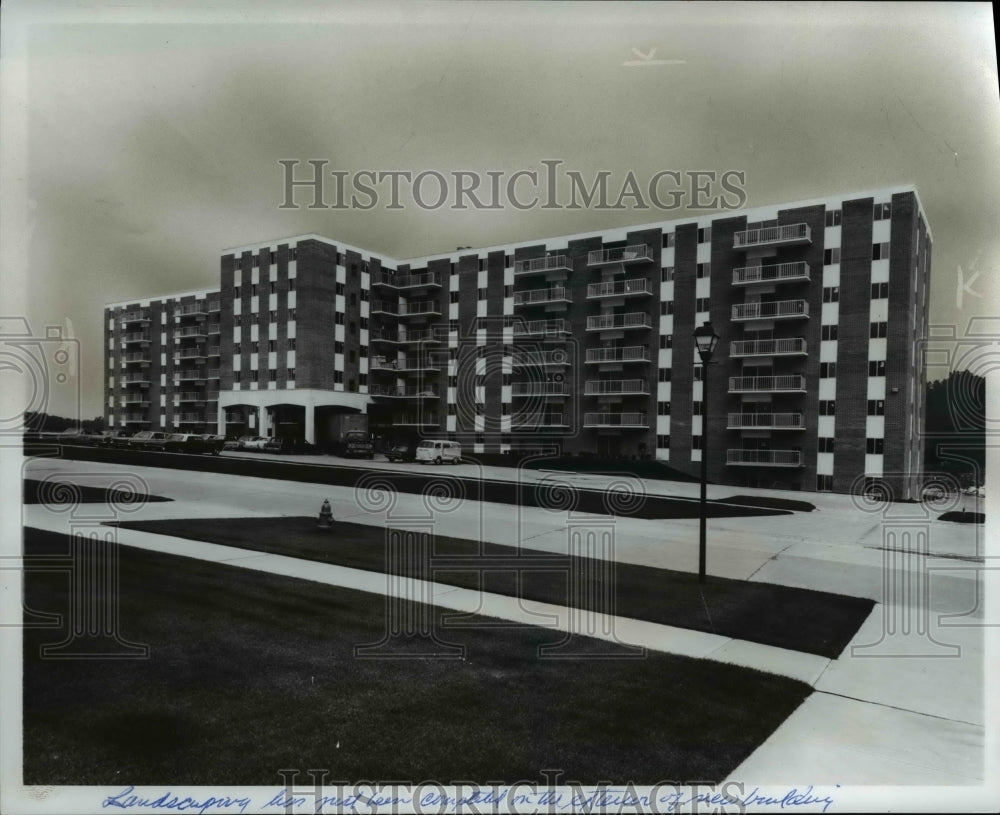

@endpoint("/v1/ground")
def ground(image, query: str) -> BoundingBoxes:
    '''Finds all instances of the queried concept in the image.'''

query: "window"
[662,232,675,248]
[251,341,259,353]
[819,400,836,416]
[288,368,295,381]
[359,374,367,387]
[269,282,276,294]
[657,401,671,416]
[867,399,885,416]
[288,279,295,292]
[336,252,345,266]
[448,376,457,388]
[234,286,241,299]
[820,362,837,378]
[822,325,839,341]
[659,334,673,349]
[698,227,711,244]
[251,284,258,296]
[234,342,241,354]
[870,321,888,338]
[692,401,703,416]
[268,340,276,352]
[270,251,277,265]
[874,202,891,220]
[868,359,885,376]
[335,341,344,354]
[289,308,296,320]
[504,285,514,298]
[658,368,672,383]
[478,258,488,272]
[696,262,711,278]
[695,297,710,311]
[872,242,890,261]
[866,437,885,454]
[268,369,277,382]
[334,370,343,384]
[336,283,345,296]
[504,254,512,269]
[822,286,840,303]
[269,311,277,322]
[661,267,674,282]
[234,256,242,271]
[250,370,259,382]
[692,435,703,450]
[360,288,367,301]
[478,287,488,300]
[290,248,298,261]
[823,248,841,265]
[818,437,835,453]
[693,365,703,382]
[502,373,512,387]
[335,313,344,325]
[817,474,833,491]
[448,319,460,332]
[661,301,674,315]
[360,317,368,330]
[825,210,842,227]
[234,315,242,327]
[871,282,889,299]
[448,404,457,415]
[657,434,670,448]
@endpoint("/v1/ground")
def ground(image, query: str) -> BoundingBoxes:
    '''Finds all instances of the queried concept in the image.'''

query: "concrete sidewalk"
[21,457,987,785]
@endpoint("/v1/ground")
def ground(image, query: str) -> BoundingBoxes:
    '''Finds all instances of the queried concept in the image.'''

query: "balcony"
[512,413,567,429]
[586,312,652,332]
[513,287,571,307]
[175,348,207,360]
[123,352,149,364]
[512,350,571,367]
[120,310,150,324]
[512,318,570,338]
[122,375,150,385]
[727,413,806,430]
[732,262,811,286]
[586,279,653,299]
[370,385,441,399]
[513,255,571,276]
[123,332,150,344]
[727,449,803,467]
[394,414,440,427]
[370,355,446,372]
[585,346,650,364]
[371,271,442,290]
[174,370,206,382]
[177,302,209,317]
[585,379,650,396]
[177,392,207,403]
[731,300,809,321]
[728,375,807,393]
[398,300,442,318]
[124,414,150,423]
[207,323,221,335]
[370,301,399,317]
[730,337,807,357]
[177,326,207,338]
[370,328,441,345]
[511,382,568,397]
[587,244,651,266]
[206,369,220,379]
[207,300,220,312]
[207,345,220,356]
[583,412,648,428]
[177,414,205,424]
[122,396,150,406]
[733,223,811,250]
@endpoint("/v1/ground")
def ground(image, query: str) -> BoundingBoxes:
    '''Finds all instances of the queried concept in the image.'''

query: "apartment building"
[105,185,931,496]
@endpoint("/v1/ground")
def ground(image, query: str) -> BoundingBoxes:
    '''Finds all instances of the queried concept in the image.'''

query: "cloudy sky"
[2,0,998,419]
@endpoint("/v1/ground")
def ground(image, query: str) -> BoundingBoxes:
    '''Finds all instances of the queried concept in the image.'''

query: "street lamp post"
[693,321,720,584]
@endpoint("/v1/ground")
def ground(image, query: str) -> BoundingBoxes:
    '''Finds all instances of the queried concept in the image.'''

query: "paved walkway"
[21,457,987,785]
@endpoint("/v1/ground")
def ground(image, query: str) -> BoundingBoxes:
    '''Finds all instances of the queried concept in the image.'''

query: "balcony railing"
[512,350,570,367]
[370,301,399,316]
[177,392,206,402]
[398,300,442,317]
[123,332,150,344]
[371,271,441,289]
[207,323,221,335]
[513,255,571,275]
[177,326,207,338]
[732,262,811,286]
[123,353,149,363]
[733,223,811,249]
[120,310,150,323]
[730,337,807,357]
[728,375,807,393]
[122,375,150,385]
[583,412,648,428]
[587,244,651,266]
[175,349,207,360]
[370,356,446,371]
[512,319,570,337]
[124,414,150,423]
[511,382,568,397]
[207,301,220,312]
[206,369,220,379]
[586,312,652,331]
[585,346,650,364]
[174,371,206,382]
[370,328,441,344]
[513,287,570,307]
[586,279,653,299]
[177,414,204,423]
[727,449,802,466]
[122,396,150,406]
[727,413,805,430]
[512,413,567,428]
[370,385,441,398]
[585,379,649,396]
[177,302,209,317]
[732,300,809,321]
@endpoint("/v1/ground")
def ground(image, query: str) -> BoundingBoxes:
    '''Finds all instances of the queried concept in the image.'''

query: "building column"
[260,407,272,438]
[217,404,226,436]
[304,406,315,445]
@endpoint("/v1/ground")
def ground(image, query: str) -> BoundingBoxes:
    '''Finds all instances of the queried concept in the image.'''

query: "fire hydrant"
[317,499,334,529]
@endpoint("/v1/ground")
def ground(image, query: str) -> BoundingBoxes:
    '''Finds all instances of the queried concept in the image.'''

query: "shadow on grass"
[24,527,811,785]
[111,516,872,659]
[23,479,172,505]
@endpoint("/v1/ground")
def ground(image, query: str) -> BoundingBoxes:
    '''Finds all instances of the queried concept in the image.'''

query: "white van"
[415,439,462,464]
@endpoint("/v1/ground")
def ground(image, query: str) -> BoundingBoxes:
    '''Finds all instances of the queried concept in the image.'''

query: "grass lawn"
[23,479,171,505]
[24,527,811,785]
[111,516,872,659]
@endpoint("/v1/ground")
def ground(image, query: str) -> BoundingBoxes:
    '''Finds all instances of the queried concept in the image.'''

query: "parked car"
[386,443,417,463]
[110,432,135,448]
[94,430,131,447]
[163,433,216,454]
[128,430,169,451]
[198,434,226,455]
[415,439,462,465]
[237,435,268,450]
[222,436,242,451]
